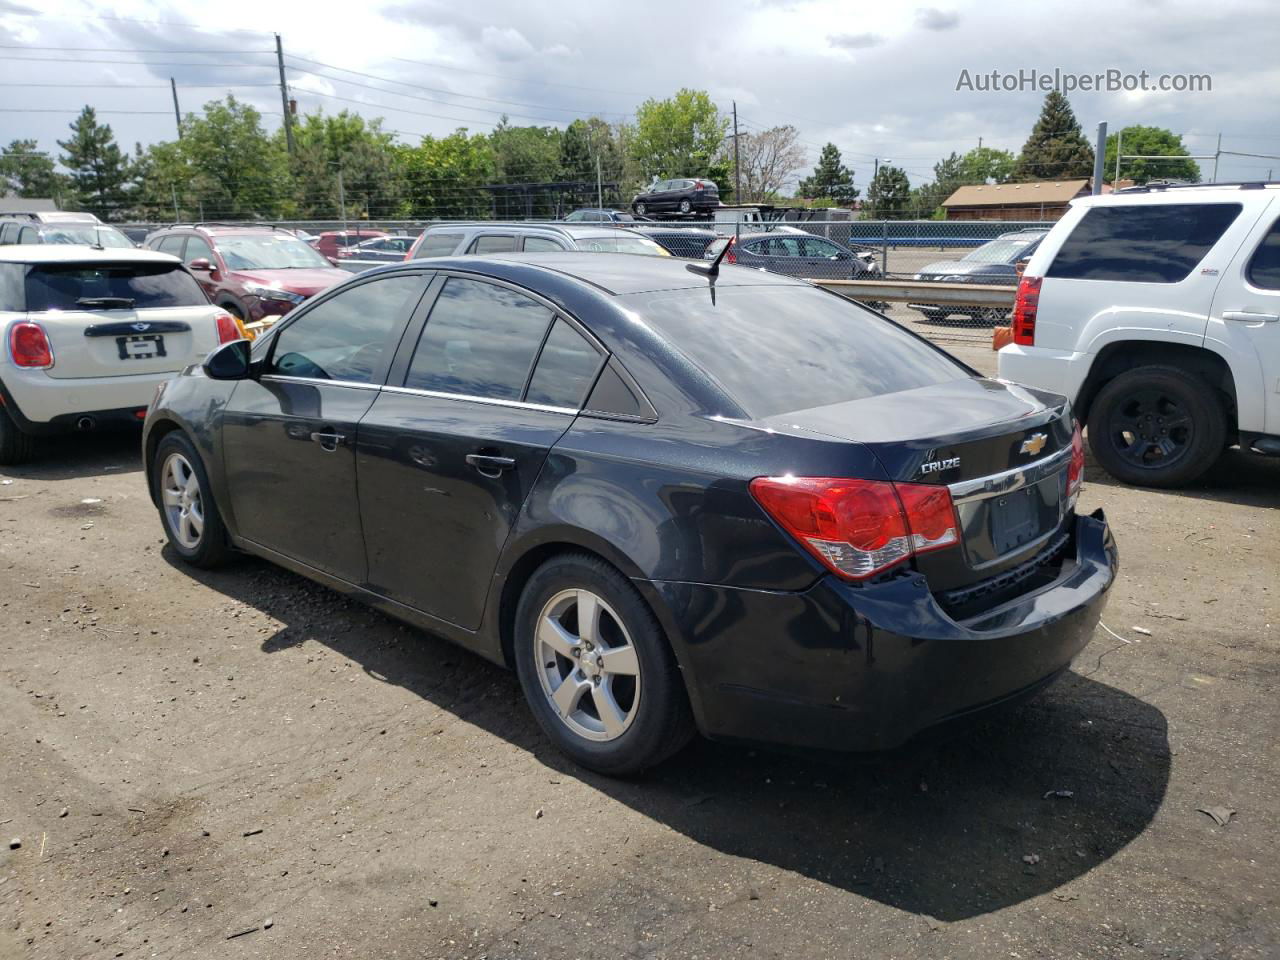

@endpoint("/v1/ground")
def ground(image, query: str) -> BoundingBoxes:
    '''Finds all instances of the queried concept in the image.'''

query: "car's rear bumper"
[0,367,171,430]
[643,509,1117,753]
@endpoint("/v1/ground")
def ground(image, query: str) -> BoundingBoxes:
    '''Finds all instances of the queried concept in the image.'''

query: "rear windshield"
[25,263,208,311]
[626,285,968,417]
[1047,202,1242,283]
[41,224,134,248]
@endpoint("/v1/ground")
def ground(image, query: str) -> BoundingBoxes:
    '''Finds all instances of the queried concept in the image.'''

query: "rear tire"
[678,199,692,214]
[1087,365,1227,488]
[513,553,694,776]
[152,431,231,567]
[0,402,35,466]
[634,202,647,216]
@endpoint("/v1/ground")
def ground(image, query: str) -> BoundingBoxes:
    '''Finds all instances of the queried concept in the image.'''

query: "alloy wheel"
[535,588,641,742]
[160,452,205,549]
[1107,388,1194,469]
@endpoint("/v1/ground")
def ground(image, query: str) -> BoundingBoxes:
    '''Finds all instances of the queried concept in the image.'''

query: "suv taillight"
[1012,276,1041,346]
[9,321,53,368]
[749,476,959,581]
[1067,419,1085,498]
[214,313,245,344]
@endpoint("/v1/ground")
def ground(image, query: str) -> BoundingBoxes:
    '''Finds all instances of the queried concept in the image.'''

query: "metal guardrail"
[811,278,1017,308]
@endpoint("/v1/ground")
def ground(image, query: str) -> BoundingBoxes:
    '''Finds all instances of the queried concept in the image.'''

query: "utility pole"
[275,33,295,155]
[978,137,983,150]
[732,101,741,203]
[596,154,603,210]
[169,78,182,139]
[171,184,180,222]
[1211,133,1221,183]
[1092,121,1107,195]
[337,166,347,230]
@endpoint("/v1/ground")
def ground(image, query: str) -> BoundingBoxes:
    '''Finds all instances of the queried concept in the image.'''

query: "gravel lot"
[1,343,1277,960]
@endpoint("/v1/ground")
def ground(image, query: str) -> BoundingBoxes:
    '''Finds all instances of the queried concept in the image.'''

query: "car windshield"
[24,262,208,311]
[962,238,1035,263]
[626,285,967,417]
[576,234,671,256]
[42,225,134,248]
[218,234,330,270]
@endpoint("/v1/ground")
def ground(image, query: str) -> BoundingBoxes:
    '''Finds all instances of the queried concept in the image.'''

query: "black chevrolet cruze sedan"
[143,253,1117,775]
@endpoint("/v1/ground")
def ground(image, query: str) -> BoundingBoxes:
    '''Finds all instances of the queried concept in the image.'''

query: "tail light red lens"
[749,476,959,581]
[214,313,244,344]
[724,238,737,264]
[9,321,53,368]
[1067,419,1085,497]
[1012,276,1041,346]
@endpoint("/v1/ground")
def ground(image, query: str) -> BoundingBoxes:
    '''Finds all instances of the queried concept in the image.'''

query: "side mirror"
[188,258,212,271]
[202,339,252,380]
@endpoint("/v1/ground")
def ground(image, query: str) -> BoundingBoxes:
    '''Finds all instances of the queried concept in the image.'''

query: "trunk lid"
[39,305,219,379]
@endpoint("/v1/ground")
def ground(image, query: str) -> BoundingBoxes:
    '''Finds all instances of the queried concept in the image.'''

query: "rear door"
[356,274,606,628]
[220,272,430,582]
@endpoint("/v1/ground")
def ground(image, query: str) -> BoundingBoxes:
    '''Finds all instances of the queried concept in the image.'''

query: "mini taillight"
[1067,419,1085,497]
[9,321,53,368]
[1012,276,1041,346]
[723,238,737,264]
[749,476,959,581]
[214,313,244,344]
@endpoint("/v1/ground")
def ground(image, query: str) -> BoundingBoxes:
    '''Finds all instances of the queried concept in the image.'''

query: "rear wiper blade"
[76,297,135,309]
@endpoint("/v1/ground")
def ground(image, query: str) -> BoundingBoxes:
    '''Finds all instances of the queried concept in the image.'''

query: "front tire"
[0,402,35,466]
[152,432,230,567]
[513,553,694,776]
[634,202,647,216]
[1087,365,1227,488]
[678,199,692,214]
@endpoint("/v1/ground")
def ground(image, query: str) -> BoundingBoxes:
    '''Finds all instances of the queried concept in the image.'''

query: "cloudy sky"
[2,0,1277,190]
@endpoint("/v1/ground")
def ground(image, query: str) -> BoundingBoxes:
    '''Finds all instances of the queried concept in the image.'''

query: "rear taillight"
[749,476,959,581]
[1012,276,1041,346]
[1067,419,1084,498]
[724,238,737,264]
[9,321,53,368]
[214,313,244,344]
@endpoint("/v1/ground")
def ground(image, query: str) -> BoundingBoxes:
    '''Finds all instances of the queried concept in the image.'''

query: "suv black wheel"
[678,199,692,214]
[634,202,647,216]
[151,431,231,567]
[513,553,694,776]
[0,402,35,466]
[1087,364,1227,488]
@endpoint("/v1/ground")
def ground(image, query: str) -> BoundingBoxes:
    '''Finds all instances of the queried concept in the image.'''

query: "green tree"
[1012,91,1094,182]
[181,96,287,218]
[865,164,911,218]
[628,89,729,192]
[559,117,625,204]
[0,139,66,200]
[1105,125,1200,185]
[130,139,197,221]
[288,109,401,218]
[912,151,966,215]
[57,107,131,219]
[488,119,564,217]
[398,129,495,219]
[797,142,858,205]
[958,146,1016,184]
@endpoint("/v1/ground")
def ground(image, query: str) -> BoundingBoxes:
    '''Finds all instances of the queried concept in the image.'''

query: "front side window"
[523,236,566,252]
[469,235,516,255]
[184,235,215,265]
[18,227,38,244]
[412,232,463,258]
[403,277,553,400]
[156,235,186,257]
[217,234,330,270]
[802,237,843,258]
[1047,203,1242,283]
[269,275,425,383]
[1246,217,1280,290]
[24,263,209,311]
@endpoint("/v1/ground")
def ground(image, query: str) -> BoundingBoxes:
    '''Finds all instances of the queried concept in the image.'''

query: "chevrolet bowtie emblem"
[1020,432,1048,456]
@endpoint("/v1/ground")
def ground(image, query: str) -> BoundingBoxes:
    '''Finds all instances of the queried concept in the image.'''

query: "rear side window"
[412,232,463,258]
[0,263,23,311]
[24,263,208,311]
[469,235,516,254]
[525,319,603,408]
[1246,217,1280,290]
[626,285,967,417]
[404,277,552,400]
[1047,203,1242,283]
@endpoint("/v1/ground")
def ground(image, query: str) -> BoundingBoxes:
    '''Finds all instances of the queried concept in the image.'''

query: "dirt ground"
[1,343,1277,960]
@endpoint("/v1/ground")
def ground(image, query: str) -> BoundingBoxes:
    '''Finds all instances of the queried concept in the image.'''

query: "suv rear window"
[1047,203,1242,283]
[25,263,208,311]
[626,285,967,417]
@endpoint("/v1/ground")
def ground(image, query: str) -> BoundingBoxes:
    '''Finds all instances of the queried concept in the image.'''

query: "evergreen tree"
[1012,91,1094,181]
[865,164,911,218]
[0,139,66,199]
[797,143,858,204]
[913,151,965,214]
[57,107,132,219]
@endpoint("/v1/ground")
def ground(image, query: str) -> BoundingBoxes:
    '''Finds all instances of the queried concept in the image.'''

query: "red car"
[313,229,388,264]
[145,225,350,333]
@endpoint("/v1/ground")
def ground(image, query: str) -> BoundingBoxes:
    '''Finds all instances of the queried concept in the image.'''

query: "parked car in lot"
[0,246,243,464]
[632,178,719,217]
[145,252,1111,775]
[909,230,1049,322]
[998,182,1280,488]
[629,225,717,259]
[404,222,671,260]
[334,235,416,271]
[0,213,134,249]
[704,231,883,280]
[564,208,639,223]
[144,224,350,335]
[313,229,389,263]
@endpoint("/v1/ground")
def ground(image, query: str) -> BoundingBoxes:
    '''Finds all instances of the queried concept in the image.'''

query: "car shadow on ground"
[0,430,143,481]
[1083,446,1280,509]
[172,550,1171,924]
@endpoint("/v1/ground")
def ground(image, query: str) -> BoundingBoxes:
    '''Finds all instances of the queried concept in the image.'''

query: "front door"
[357,275,606,628]
[221,272,429,582]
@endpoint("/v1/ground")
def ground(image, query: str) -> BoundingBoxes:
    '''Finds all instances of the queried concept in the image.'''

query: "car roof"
[424,222,651,239]
[1073,182,1280,209]
[0,245,181,264]
[160,223,296,236]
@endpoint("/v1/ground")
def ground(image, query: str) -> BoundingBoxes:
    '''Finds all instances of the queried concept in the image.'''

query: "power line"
[0,44,274,54]
[0,108,175,115]
[0,55,277,67]
[0,82,279,88]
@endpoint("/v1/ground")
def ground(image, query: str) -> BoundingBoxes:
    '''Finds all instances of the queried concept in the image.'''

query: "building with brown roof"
[941,179,1120,221]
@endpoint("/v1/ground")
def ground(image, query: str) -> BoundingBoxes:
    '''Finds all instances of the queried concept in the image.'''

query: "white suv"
[998,182,1280,487]
[0,246,243,464]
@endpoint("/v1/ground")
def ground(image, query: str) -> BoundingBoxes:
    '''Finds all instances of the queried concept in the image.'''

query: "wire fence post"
[881,219,889,277]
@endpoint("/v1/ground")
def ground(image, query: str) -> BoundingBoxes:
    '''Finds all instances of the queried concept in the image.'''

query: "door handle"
[466,453,516,477]
[309,431,347,451]
[1223,310,1279,323]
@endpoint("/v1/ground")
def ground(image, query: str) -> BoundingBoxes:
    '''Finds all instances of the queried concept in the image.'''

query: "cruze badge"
[920,456,960,475]
[131,322,151,332]
[1020,433,1048,456]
